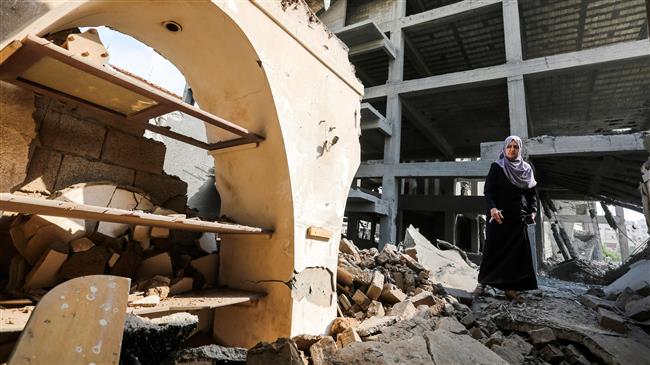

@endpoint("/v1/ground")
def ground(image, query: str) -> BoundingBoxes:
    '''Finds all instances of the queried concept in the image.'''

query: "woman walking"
[476,136,538,302]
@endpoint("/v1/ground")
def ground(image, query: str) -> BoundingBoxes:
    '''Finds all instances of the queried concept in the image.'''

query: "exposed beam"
[356,160,491,178]
[399,0,502,30]
[348,38,396,59]
[364,40,650,99]
[403,32,432,77]
[399,195,485,214]
[401,99,455,160]
[360,103,392,136]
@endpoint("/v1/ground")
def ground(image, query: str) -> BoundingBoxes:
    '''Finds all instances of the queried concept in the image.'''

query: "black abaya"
[478,162,538,291]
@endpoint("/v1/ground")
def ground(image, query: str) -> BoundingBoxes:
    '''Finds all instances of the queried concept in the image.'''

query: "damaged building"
[0,0,649,364]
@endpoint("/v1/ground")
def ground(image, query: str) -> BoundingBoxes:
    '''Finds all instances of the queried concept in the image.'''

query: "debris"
[386,300,416,321]
[69,237,95,252]
[366,300,385,317]
[365,271,384,300]
[339,238,360,261]
[292,334,322,352]
[356,315,398,337]
[23,249,68,289]
[528,327,556,346]
[246,338,304,365]
[169,277,194,296]
[164,344,247,364]
[625,296,650,321]
[130,295,161,307]
[426,330,509,365]
[603,260,650,297]
[379,283,406,304]
[138,252,174,279]
[309,336,337,365]
[336,327,361,348]
[597,307,627,333]
[330,317,360,335]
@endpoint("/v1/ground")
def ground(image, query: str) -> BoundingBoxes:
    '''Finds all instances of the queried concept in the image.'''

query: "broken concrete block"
[137,252,173,280]
[197,232,218,254]
[365,270,384,300]
[540,344,564,363]
[58,245,112,280]
[169,277,194,296]
[528,327,556,346]
[166,344,246,364]
[121,312,197,365]
[366,300,385,317]
[461,313,476,328]
[130,295,161,307]
[598,307,627,333]
[387,299,417,321]
[483,331,505,349]
[190,253,219,288]
[410,290,436,307]
[379,283,406,304]
[425,330,509,365]
[151,226,170,239]
[108,253,120,268]
[339,238,360,261]
[70,237,95,253]
[337,327,361,348]
[563,344,591,365]
[435,317,467,334]
[352,289,371,310]
[338,294,352,311]
[356,315,398,337]
[133,225,151,242]
[23,249,68,289]
[330,317,360,335]
[309,336,337,365]
[246,338,303,365]
[625,296,650,321]
[492,343,525,365]
[604,260,650,297]
[292,334,322,352]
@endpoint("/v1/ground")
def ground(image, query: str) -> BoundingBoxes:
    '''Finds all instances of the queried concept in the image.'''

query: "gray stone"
[425,330,508,365]
[435,316,467,334]
[165,344,247,364]
[356,315,398,337]
[562,344,591,365]
[598,307,627,333]
[461,312,476,327]
[483,331,505,349]
[386,299,416,321]
[540,344,564,363]
[625,295,650,321]
[122,313,198,365]
[469,326,485,340]
[246,338,303,365]
[528,327,556,346]
[503,334,533,356]
[492,344,524,365]
[333,335,433,365]
[377,312,437,343]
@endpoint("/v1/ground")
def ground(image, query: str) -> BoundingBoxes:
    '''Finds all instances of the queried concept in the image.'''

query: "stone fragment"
[352,289,371,310]
[108,253,120,268]
[540,344,564,363]
[492,343,525,365]
[169,277,194,296]
[309,336,337,365]
[528,327,556,346]
[366,300,385,317]
[502,334,533,356]
[579,294,616,311]
[410,291,436,306]
[435,317,467,334]
[356,315,398,337]
[387,300,417,321]
[425,330,508,365]
[563,344,591,365]
[468,326,484,340]
[598,307,627,333]
[130,295,161,307]
[339,294,352,311]
[70,237,95,253]
[330,317,360,335]
[165,344,247,364]
[484,331,505,349]
[292,334,322,352]
[625,296,650,321]
[365,270,384,300]
[333,334,432,364]
[138,252,173,280]
[23,249,68,289]
[246,338,303,365]
[461,312,476,327]
[339,238,360,261]
[121,313,197,365]
[336,328,361,348]
[379,283,406,304]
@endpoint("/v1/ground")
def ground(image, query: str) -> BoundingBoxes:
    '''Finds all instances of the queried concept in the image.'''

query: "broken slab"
[333,334,433,365]
[356,315,398,337]
[425,330,509,365]
[604,260,650,296]
[626,296,650,321]
[435,317,467,335]
[337,327,361,348]
[597,308,627,334]
[379,283,406,304]
[387,300,416,321]
[246,338,303,365]
[165,344,247,364]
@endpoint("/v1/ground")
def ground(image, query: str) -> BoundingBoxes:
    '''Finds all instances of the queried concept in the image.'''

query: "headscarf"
[495,135,537,189]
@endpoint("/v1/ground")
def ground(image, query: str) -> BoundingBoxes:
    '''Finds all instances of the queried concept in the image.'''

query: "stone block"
[387,299,417,321]
[292,334,322,352]
[23,249,68,289]
[246,338,303,365]
[20,147,63,193]
[309,336,337,365]
[598,307,627,333]
[365,270,384,300]
[339,238,360,261]
[134,171,188,205]
[366,300,385,317]
[425,330,508,365]
[336,327,361,348]
[167,345,247,364]
[352,289,371,310]
[55,155,135,190]
[329,317,360,336]
[356,315,398,337]
[102,130,166,174]
[410,290,436,307]
[625,296,650,321]
[169,277,194,295]
[379,283,406,304]
[528,327,556,346]
[338,294,352,311]
[40,110,105,158]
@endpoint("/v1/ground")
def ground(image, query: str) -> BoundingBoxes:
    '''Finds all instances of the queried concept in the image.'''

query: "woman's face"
[505,140,520,161]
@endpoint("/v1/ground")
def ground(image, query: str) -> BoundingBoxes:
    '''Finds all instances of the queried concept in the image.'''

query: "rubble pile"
[1,182,219,308]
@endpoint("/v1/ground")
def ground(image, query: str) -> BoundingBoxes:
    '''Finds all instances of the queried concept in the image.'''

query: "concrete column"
[379,1,407,247]
[507,75,529,138]
[502,0,524,63]
[470,216,480,253]
[503,0,528,138]
[615,206,630,261]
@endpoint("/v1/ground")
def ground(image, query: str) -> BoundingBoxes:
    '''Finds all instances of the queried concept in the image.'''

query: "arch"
[3,0,362,347]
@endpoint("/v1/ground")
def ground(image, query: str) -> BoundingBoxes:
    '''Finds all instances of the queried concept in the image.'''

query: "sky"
[86,26,647,225]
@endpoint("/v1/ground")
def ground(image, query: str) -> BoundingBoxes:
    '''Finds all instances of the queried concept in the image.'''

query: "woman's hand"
[490,208,504,224]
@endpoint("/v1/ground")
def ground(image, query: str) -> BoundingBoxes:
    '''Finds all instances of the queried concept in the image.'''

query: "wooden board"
[0,193,273,236]
[128,288,265,315]
[9,275,130,365]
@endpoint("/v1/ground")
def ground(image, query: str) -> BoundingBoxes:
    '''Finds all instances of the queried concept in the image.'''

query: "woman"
[476,136,538,302]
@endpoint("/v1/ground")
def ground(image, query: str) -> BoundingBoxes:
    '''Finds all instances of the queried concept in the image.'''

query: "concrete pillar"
[444,212,457,244]
[615,206,630,261]
[503,0,524,63]
[503,0,528,138]
[535,200,544,269]
[507,76,529,138]
[470,216,480,253]
[378,1,407,247]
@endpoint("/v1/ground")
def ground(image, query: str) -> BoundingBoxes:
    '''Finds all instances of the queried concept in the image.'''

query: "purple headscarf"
[495,136,537,189]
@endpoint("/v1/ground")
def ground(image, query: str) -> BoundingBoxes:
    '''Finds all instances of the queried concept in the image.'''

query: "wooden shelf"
[128,288,265,315]
[0,193,273,236]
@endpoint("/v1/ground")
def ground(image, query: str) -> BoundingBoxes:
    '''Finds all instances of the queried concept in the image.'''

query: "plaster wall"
[2,0,362,347]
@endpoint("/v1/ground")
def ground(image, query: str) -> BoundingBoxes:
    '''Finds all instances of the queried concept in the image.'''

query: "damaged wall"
[2,0,362,347]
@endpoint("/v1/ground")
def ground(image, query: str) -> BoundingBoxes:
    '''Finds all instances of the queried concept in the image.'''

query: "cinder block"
[21,147,62,193]
[102,130,166,174]
[40,110,106,158]
[55,155,134,190]
[134,171,188,205]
